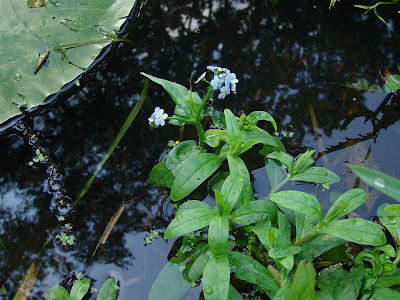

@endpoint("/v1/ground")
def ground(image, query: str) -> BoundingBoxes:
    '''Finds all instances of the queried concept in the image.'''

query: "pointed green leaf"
[228,285,243,300]
[141,73,189,104]
[204,129,229,147]
[166,140,200,171]
[231,201,277,226]
[208,215,229,255]
[291,167,340,186]
[225,109,242,154]
[147,159,175,188]
[227,251,280,297]
[267,151,294,175]
[164,208,218,239]
[270,190,322,222]
[171,153,221,201]
[293,150,315,174]
[296,233,345,262]
[295,212,317,243]
[44,285,70,300]
[351,165,400,202]
[241,127,280,149]
[227,155,253,205]
[320,218,386,246]
[70,277,90,300]
[97,277,119,300]
[203,255,230,300]
[385,204,400,216]
[246,111,277,131]
[265,159,286,192]
[288,261,316,300]
[176,200,216,216]
[324,188,367,223]
[221,174,244,215]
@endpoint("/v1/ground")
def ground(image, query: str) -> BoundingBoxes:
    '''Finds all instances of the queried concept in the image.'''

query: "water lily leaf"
[0,0,136,126]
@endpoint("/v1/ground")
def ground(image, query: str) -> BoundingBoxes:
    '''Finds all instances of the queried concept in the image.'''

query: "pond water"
[1,0,400,299]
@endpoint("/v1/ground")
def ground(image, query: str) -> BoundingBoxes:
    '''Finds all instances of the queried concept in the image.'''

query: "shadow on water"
[1,0,400,298]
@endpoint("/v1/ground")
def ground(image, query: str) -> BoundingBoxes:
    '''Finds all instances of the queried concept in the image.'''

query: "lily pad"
[0,0,137,128]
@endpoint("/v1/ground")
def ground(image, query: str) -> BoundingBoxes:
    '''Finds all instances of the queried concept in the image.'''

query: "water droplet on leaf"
[204,286,213,295]
[14,74,23,81]
[373,178,386,189]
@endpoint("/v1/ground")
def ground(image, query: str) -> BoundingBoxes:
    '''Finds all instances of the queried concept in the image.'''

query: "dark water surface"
[1,0,400,299]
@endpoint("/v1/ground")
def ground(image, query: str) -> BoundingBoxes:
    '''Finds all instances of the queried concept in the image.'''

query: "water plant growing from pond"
[143,67,400,299]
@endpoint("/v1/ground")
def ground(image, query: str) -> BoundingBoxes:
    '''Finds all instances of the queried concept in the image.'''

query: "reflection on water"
[1,0,400,298]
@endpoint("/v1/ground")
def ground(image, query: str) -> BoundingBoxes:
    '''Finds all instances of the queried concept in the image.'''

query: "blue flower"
[210,74,224,90]
[149,107,168,127]
[218,85,230,99]
[225,69,239,86]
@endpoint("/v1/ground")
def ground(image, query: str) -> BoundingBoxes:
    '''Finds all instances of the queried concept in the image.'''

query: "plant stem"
[263,175,291,200]
[194,121,206,148]
[294,224,321,246]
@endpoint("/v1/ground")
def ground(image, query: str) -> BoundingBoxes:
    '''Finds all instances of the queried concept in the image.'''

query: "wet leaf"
[295,233,345,262]
[0,0,136,126]
[267,151,294,175]
[265,159,286,192]
[70,277,90,300]
[320,218,386,246]
[171,153,221,201]
[97,277,119,300]
[227,155,253,205]
[227,251,280,297]
[221,174,244,215]
[316,264,357,299]
[224,109,242,154]
[270,190,322,222]
[289,261,316,300]
[246,111,277,131]
[164,208,218,239]
[44,285,69,300]
[350,165,400,202]
[291,167,340,186]
[231,201,277,226]
[208,215,229,255]
[203,255,230,300]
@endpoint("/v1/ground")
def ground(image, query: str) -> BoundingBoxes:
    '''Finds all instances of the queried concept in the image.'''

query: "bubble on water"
[373,178,386,189]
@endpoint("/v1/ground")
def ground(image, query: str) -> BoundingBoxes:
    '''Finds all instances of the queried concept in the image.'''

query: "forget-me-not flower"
[218,85,230,99]
[210,74,224,90]
[149,107,168,127]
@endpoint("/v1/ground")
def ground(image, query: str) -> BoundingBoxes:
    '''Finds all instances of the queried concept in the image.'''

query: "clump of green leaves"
[44,274,119,300]
[144,68,399,299]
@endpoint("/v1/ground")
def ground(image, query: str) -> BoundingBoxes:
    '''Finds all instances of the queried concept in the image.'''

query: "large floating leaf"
[0,0,136,126]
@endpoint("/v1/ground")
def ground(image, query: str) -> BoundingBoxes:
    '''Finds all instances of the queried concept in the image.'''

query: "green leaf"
[1,0,135,126]
[246,111,277,131]
[208,215,229,255]
[350,165,400,202]
[203,255,230,300]
[225,109,242,155]
[316,264,357,300]
[370,288,400,299]
[188,254,206,282]
[385,204,400,215]
[265,159,286,192]
[44,285,70,300]
[270,190,322,222]
[385,74,400,92]
[291,167,340,186]
[375,269,400,289]
[97,277,119,300]
[227,155,253,205]
[221,174,244,215]
[164,208,218,239]
[269,241,301,259]
[324,188,367,223]
[289,261,316,300]
[320,219,386,246]
[227,251,280,297]
[147,159,175,188]
[251,224,279,250]
[176,200,216,216]
[141,73,189,104]
[296,233,345,262]
[293,150,315,174]
[166,140,200,172]
[295,212,317,243]
[231,201,277,226]
[241,127,280,150]
[171,153,221,201]
[228,285,243,300]
[267,151,294,175]
[148,261,192,300]
[377,203,400,244]
[70,277,90,300]
[204,129,228,147]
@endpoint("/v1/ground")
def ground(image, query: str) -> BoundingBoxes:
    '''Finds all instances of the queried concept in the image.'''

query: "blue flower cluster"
[196,66,239,99]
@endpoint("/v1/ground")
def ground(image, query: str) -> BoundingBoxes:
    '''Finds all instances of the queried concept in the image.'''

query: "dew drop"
[222,191,227,196]
[204,286,213,295]
[210,237,215,242]
[373,178,386,189]
[296,206,303,211]
[245,187,251,192]
[176,214,183,221]
[14,73,23,81]
[355,236,362,242]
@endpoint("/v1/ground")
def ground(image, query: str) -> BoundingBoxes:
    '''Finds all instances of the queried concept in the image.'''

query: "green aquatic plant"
[144,67,399,299]
[44,274,119,300]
